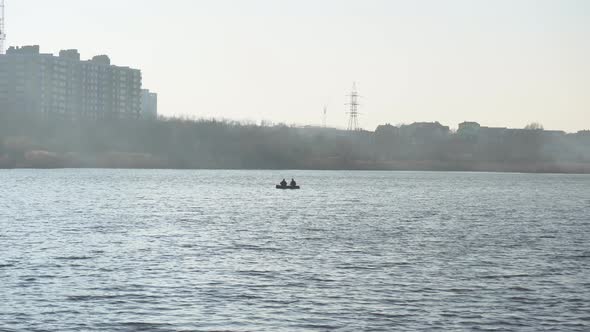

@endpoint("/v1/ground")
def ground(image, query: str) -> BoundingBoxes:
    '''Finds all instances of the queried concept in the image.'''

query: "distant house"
[375,123,399,137]
[457,122,481,139]
[457,121,508,143]
[399,122,450,143]
[458,121,480,130]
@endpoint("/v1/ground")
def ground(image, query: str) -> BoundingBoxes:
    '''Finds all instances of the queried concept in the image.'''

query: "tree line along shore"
[1,111,589,173]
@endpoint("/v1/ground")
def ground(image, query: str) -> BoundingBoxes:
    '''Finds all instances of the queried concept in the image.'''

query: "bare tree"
[524,122,544,130]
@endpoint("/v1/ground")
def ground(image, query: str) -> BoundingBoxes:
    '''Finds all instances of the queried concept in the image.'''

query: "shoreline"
[2,163,589,175]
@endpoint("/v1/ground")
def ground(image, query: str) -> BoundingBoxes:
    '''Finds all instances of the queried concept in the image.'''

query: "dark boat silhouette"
[276,184,300,190]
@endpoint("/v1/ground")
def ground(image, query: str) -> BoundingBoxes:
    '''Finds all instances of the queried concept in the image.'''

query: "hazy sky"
[8,0,590,131]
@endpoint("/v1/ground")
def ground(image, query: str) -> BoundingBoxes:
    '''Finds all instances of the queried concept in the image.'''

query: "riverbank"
[2,152,589,174]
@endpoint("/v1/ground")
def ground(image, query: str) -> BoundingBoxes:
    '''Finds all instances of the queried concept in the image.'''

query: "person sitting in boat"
[290,178,297,187]
[280,179,288,187]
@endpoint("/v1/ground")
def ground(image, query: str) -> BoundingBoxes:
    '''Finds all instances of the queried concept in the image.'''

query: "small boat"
[276,185,300,190]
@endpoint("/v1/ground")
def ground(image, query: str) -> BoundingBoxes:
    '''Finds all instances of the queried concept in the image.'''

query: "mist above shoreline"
[0,112,588,173]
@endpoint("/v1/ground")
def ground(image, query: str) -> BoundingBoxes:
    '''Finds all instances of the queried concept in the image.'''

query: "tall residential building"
[0,45,142,119]
[141,89,158,119]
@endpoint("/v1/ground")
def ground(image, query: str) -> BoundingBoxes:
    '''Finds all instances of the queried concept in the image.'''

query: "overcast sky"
[7,0,590,131]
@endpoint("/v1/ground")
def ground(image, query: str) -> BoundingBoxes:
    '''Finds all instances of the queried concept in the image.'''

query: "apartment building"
[0,45,142,119]
[141,89,158,119]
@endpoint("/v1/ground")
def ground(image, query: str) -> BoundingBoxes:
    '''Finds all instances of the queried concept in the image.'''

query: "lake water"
[0,170,589,331]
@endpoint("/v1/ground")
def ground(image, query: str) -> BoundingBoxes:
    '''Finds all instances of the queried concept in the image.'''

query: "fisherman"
[280,179,288,187]
[290,178,297,187]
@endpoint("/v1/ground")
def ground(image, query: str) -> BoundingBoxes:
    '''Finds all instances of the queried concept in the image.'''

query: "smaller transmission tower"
[346,82,361,131]
[322,105,328,128]
[0,0,5,54]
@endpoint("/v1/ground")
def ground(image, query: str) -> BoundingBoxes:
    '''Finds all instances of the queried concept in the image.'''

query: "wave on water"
[54,256,94,261]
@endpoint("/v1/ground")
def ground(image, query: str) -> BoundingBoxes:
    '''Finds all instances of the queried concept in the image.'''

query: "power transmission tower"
[0,0,5,54]
[322,105,327,128]
[346,82,361,131]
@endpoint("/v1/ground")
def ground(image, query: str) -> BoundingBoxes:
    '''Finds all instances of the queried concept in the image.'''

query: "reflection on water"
[0,170,589,331]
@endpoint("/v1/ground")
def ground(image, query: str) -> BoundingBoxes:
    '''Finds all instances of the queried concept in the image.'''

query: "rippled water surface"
[1,170,589,331]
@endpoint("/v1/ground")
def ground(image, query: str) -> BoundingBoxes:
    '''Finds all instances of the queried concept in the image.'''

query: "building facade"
[0,45,142,119]
[141,89,158,119]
